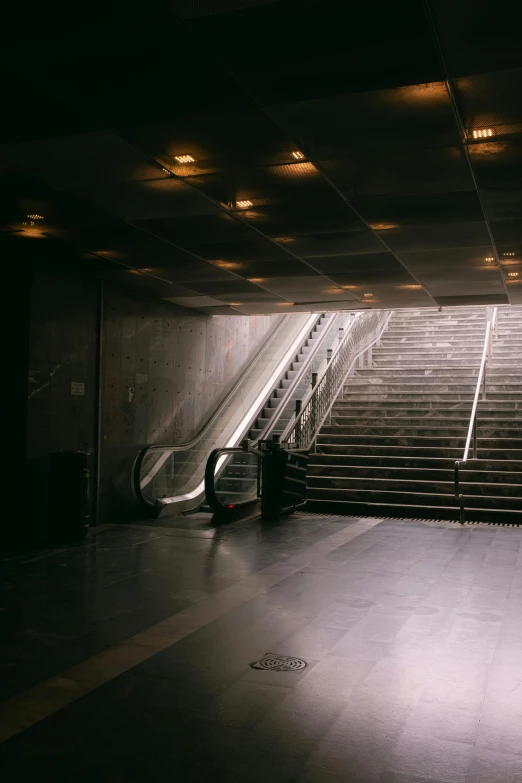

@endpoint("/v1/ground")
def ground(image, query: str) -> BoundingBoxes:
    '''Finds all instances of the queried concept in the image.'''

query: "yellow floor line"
[0,518,380,744]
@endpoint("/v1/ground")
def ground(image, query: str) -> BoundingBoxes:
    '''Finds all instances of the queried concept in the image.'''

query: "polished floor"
[1,513,522,782]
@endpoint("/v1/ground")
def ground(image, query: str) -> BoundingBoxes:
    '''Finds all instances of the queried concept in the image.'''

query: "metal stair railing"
[203,311,350,516]
[282,309,393,451]
[454,306,498,524]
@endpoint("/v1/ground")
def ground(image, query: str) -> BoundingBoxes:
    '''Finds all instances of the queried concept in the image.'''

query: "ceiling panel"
[321,146,473,198]
[468,139,522,188]
[75,178,223,222]
[454,69,522,136]
[396,247,497,270]
[350,191,484,228]
[236,204,367,235]
[431,0,522,75]
[182,238,292,263]
[2,1,522,311]
[136,213,255,244]
[491,220,522,245]
[270,82,459,159]
[288,231,385,259]
[181,0,441,103]
[381,222,491,253]
[0,131,166,191]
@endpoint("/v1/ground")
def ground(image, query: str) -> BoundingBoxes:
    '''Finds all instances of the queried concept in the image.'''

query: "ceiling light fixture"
[507,272,519,277]
[276,302,295,306]
[503,252,516,257]
[472,129,493,139]
[400,284,422,290]
[214,260,244,270]
[484,257,495,262]
[292,150,305,160]
[27,213,43,220]
[273,236,295,244]
[342,285,358,290]
[248,278,267,283]
[363,293,373,297]
[174,154,195,163]
[236,200,253,208]
[368,223,398,231]
[228,302,242,306]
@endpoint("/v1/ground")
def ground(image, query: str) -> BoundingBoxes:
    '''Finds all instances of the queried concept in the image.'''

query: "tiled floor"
[1,514,522,782]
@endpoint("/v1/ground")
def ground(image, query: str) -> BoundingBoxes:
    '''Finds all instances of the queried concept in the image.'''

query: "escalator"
[204,309,393,521]
[133,311,350,517]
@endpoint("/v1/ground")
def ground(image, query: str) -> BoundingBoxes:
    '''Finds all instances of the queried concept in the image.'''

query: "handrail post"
[472,417,477,459]
[295,400,302,447]
[311,372,318,389]
[454,461,460,499]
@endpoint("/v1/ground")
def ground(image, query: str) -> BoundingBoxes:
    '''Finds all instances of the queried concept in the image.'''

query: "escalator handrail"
[133,312,319,507]
[203,313,346,516]
[204,447,251,513]
[249,311,338,445]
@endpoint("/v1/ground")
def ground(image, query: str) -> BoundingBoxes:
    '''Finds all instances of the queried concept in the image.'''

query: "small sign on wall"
[128,386,135,403]
[71,382,85,396]
[28,369,40,384]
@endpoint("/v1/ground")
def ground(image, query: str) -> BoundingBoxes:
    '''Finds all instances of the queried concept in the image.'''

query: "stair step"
[308,464,522,483]
[305,499,522,524]
[306,486,521,511]
[308,475,522,497]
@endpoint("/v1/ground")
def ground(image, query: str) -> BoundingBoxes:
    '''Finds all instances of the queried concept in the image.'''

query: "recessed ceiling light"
[484,257,495,262]
[341,285,358,290]
[248,278,267,283]
[503,252,516,257]
[273,236,294,244]
[292,150,305,160]
[276,302,295,306]
[174,154,195,163]
[236,200,253,208]
[507,272,519,277]
[363,293,373,297]
[368,223,398,231]
[472,129,493,139]
[162,167,170,173]
[400,284,422,290]
[214,260,244,270]
[27,213,43,220]
[228,302,242,306]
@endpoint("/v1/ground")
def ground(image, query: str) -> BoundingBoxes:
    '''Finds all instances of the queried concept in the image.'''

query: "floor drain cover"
[251,653,307,672]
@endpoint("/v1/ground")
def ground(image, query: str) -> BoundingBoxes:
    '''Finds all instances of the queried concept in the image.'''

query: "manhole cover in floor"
[250,653,307,672]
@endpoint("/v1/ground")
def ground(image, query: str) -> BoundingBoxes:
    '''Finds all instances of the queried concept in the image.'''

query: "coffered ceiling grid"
[1,0,520,312]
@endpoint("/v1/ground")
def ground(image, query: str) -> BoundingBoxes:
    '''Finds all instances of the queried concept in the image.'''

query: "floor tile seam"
[0,518,384,745]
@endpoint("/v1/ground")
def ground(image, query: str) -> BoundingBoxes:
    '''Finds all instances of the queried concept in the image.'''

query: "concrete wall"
[24,267,279,528]
[99,285,279,521]
[27,271,98,461]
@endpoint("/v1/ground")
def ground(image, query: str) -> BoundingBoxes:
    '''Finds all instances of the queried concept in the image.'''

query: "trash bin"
[48,451,91,541]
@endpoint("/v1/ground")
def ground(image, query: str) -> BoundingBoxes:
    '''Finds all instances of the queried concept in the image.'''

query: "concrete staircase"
[307,306,522,523]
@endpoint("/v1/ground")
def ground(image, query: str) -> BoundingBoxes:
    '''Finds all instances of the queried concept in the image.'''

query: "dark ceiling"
[1,0,521,313]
